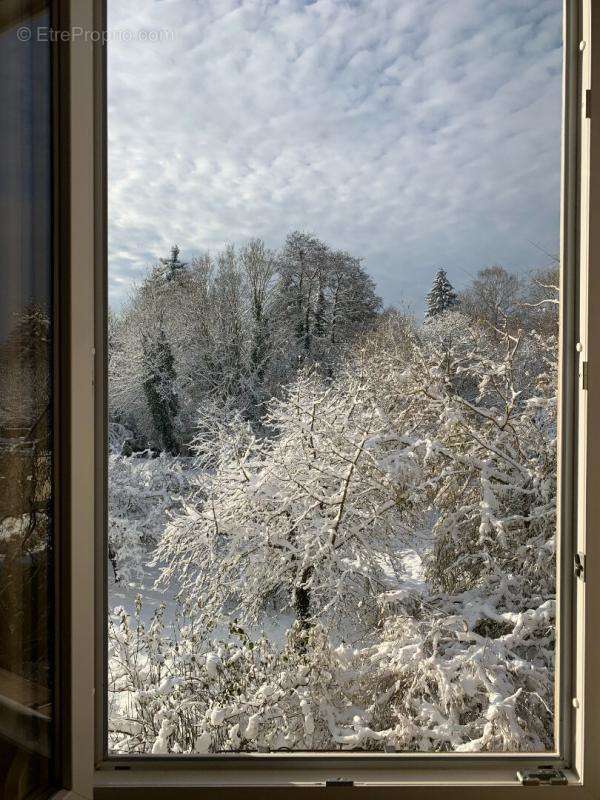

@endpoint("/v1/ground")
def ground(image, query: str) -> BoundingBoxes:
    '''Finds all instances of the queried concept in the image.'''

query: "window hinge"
[517,767,568,786]
[581,360,589,390]
[574,551,586,581]
[586,89,592,118]
[325,778,355,787]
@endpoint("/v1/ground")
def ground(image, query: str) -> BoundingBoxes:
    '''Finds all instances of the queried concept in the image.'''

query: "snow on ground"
[109,560,296,646]
[108,531,429,645]
[397,538,426,588]
[109,564,178,628]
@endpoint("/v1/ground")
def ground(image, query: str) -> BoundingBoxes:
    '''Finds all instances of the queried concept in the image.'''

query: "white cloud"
[107,0,562,312]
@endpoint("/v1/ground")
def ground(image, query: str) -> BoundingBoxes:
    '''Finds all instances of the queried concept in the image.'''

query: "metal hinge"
[581,360,589,390]
[325,778,354,787]
[586,89,592,118]
[574,551,586,581]
[517,767,568,786]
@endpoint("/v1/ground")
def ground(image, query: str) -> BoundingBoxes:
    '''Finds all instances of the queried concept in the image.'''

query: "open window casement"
[14,0,599,796]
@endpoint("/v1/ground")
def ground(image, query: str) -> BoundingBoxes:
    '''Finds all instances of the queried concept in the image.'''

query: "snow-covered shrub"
[354,312,557,598]
[108,594,553,754]
[191,398,255,472]
[108,453,196,582]
[370,591,554,752]
[109,600,368,754]
[409,320,556,602]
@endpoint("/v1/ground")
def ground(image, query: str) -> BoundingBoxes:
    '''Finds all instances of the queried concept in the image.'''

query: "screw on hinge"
[574,551,586,581]
[517,767,568,786]
[586,89,592,118]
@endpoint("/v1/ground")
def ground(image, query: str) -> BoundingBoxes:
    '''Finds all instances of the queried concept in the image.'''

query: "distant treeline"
[108,231,558,454]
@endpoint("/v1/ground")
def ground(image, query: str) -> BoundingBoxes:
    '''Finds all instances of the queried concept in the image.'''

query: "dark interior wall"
[0,2,55,799]
[0,1,52,343]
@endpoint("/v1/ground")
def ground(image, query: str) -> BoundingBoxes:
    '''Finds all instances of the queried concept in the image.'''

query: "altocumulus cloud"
[108,0,562,312]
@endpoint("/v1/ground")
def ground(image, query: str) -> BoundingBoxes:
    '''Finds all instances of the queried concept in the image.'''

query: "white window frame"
[61,0,600,796]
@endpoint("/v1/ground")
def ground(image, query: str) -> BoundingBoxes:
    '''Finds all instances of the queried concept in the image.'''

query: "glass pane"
[107,0,562,754]
[0,0,56,793]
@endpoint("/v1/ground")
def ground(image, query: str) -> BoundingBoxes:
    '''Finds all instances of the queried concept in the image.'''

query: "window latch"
[325,778,355,787]
[517,767,568,786]
[574,551,586,581]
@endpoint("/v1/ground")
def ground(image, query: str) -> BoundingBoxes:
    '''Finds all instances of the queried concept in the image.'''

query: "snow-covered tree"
[520,265,560,335]
[404,315,556,601]
[241,238,276,392]
[159,244,187,282]
[155,369,420,631]
[459,265,521,330]
[108,241,559,755]
[275,232,381,366]
[155,303,557,631]
[142,322,181,455]
[320,250,381,353]
[356,309,556,584]
[425,269,458,317]
[276,232,328,358]
[107,445,194,582]
[109,234,381,447]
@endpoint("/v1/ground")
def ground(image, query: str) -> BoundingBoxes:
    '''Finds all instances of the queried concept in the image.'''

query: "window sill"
[92,764,587,799]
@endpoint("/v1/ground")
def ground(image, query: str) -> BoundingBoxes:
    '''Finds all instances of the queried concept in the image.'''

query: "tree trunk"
[293,565,313,631]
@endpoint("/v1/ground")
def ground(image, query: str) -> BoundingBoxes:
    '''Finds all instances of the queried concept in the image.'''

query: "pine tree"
[425,269,458,317]
[159,244,187,281]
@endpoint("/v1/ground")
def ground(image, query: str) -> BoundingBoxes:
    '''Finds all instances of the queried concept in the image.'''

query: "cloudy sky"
[108,0,563,314]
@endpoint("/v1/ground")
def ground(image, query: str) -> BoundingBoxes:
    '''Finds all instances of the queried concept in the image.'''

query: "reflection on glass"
[107,0,562,754]
[0,1,55,795]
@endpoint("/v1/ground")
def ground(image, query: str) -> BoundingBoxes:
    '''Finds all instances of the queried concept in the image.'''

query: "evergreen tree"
[159,244,187,282]
[425,269,458,317]
[142,323,180,454]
